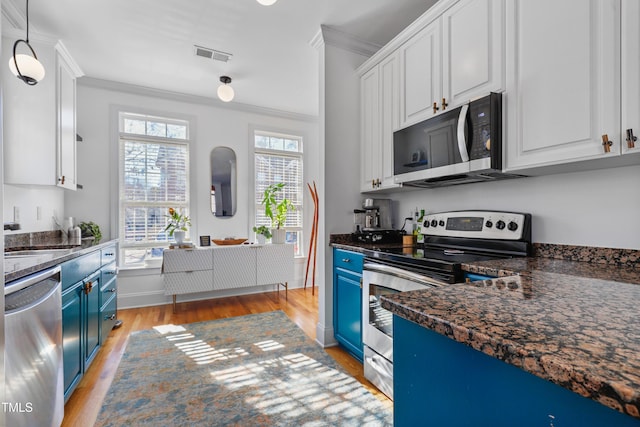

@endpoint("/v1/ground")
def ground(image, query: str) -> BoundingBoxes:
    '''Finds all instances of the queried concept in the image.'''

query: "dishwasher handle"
[5,266,61,296]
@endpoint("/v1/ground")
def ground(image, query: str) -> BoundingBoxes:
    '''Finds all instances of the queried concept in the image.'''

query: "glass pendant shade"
[256,0,278,5]
[217,76,234,102]
[9,1,44,86]
[9,52,45,84]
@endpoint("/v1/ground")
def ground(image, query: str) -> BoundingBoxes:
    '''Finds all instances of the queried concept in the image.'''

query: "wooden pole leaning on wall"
[304,181,319,295]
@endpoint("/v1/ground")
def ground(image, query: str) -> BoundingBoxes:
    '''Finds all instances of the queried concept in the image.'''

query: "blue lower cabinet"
[61,246,118,402]
[463,272,497,282]
[84,271,101,368]
[62,282,83,401]
[393,315,640,426]
[334,270,363,360]
[333,248,364,362]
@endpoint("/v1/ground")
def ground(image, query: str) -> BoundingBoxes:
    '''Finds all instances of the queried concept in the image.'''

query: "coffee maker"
[352,198,401,244]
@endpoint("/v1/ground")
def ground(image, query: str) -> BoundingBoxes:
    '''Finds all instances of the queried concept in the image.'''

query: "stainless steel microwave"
[393,93,522,187]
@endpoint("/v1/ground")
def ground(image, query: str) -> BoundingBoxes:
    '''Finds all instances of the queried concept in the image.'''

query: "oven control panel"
[422,210,530,240]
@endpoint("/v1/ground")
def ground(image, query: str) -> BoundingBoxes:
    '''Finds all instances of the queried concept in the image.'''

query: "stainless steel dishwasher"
[5,266,64,427]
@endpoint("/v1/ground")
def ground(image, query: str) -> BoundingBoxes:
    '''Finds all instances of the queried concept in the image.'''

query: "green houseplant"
[252,225,272,244]
[79,221,102,243]
[259,182,295,244]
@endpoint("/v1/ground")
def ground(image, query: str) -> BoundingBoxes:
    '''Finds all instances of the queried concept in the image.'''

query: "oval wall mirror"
[210,147,237,217]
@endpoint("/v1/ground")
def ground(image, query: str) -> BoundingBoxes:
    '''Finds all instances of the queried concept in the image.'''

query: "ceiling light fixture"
[8,0,45,85]
[217,76,235,102]
[256,0,278,5]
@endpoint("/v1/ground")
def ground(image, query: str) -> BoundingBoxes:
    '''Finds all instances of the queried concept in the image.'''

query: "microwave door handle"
[457,104,470,162]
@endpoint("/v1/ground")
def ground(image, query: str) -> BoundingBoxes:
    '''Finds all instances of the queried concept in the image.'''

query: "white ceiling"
[2,0,437,117]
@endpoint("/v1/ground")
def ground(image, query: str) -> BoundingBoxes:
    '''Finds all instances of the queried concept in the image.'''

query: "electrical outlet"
[13,206,19,223]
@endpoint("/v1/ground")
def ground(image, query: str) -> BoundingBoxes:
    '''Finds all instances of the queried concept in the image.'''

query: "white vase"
[173,230,186,244]
[271,228,286,244]
[256,234,267,245]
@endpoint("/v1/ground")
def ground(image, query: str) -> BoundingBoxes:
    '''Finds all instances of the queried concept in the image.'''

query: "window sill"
[118,263,162,277]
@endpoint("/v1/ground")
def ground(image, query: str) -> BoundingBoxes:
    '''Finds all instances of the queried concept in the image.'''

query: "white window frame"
[252,129,304,257]
[117,111,192,267]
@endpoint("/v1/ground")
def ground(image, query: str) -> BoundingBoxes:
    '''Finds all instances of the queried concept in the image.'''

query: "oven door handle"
[363,262,445,287]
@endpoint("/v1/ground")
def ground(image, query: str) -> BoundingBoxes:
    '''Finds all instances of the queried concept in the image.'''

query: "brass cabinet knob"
[441,98,448,110]
[601,134,613,153]
[626,129,637,149]
[432,102,439,114]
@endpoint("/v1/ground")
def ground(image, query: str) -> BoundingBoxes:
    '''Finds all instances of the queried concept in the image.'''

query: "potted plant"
[259,182,295,244]
[79,221,102,243]
[164,208,191,244]
[252,225,272,244]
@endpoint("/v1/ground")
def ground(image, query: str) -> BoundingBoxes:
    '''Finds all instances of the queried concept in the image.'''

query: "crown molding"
[1,0,51,42]
[78,77,318,123]
[55,40,84,77]
[311,24,381,58]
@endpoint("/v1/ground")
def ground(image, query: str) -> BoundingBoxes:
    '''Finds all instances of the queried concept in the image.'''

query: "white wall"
[66,80,319,307]
[391,165,640,250]
[3,185,65,233]
[314,28,375,347]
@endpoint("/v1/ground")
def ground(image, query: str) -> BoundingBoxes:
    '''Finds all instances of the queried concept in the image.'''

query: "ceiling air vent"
[194,45,232,62]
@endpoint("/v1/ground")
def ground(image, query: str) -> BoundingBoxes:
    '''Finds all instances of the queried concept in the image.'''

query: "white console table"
[162,243,294,311]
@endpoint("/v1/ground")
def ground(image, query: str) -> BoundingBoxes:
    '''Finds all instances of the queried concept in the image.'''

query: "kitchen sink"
[4,249,73,273]
[5,249,73,258]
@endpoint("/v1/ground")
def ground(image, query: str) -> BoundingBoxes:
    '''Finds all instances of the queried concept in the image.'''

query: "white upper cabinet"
[3,37,57,186]
[399,19,442,128]
[3,38,82,188]
[56,51,78,190]
[379,52,401,189]
[505,0,621,171]
[360,66,381,191]
[360,52,402,192]
[622,0,640,156]
[442,0,504,108]
[398,0,504,129]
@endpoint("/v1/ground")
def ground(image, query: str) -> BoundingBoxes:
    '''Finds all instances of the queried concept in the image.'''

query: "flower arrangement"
[164,208,191,237]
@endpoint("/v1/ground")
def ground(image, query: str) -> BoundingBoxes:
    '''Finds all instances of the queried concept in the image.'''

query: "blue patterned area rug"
[95,310,392,426]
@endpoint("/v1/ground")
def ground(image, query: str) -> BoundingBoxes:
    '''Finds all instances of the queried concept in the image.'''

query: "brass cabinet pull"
[84,281,93,295]
[441,97,448,110]
[59,176,66,185]
[371,179,376,188]
[432,102,439,114]
[626,129,637,149]
[601,134,613,153]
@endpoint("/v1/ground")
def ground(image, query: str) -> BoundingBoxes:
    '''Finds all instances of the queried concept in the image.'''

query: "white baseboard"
[118,281,303,310]
[315,322,337,348]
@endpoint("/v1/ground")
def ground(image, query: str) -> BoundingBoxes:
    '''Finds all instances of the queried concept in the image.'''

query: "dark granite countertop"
[381,253,640,419]
[5,238,118,283]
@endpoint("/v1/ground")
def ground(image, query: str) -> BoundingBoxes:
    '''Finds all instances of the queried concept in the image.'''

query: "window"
[119,112,190,266]
[254,131,303,256]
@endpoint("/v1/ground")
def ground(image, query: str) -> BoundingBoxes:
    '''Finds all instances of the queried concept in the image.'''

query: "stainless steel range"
[362,210,532,399]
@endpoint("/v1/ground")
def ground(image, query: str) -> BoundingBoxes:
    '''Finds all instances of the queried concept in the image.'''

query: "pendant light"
[256,0,278,5]
[8,0,45,85]
[217,76,235,102]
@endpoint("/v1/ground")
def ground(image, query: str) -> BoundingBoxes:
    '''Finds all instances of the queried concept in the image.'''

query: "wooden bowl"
[212,238,247,246]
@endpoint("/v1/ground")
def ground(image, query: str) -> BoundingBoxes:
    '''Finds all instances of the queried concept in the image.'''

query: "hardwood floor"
[61,288,391,426]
